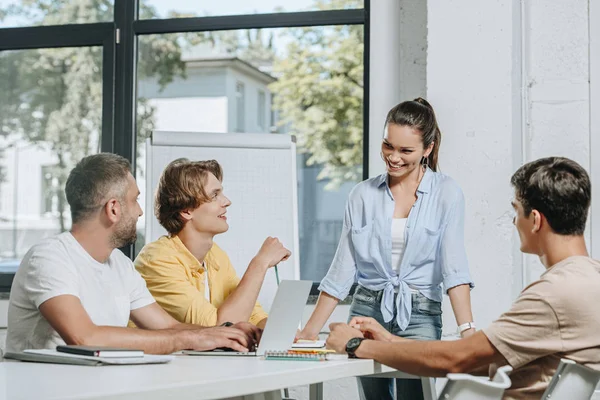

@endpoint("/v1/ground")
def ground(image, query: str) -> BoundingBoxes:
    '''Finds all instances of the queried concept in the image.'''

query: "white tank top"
[391,218,408,274]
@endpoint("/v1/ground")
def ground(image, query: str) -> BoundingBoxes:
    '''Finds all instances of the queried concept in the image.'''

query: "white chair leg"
[421,377,437,400]
[241,390,283,400]
[309,382,324,400]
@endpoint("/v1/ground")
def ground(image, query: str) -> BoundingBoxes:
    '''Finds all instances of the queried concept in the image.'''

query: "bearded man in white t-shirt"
[6,153,258,355]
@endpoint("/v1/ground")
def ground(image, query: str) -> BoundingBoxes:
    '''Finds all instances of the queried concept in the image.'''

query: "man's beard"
[110,216,138,249]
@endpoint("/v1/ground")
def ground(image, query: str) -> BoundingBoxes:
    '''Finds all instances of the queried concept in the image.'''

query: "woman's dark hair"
[384,97,442,171]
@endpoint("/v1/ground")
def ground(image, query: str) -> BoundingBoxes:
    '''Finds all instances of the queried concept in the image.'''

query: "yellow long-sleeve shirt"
[134,235,268,326]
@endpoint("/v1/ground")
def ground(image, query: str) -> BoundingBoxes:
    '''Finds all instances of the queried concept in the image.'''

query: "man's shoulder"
[20,233,73,269]
[109,247,136,268]
[540,256,600,287]
[135,236,179,262]
[519,257,600,308]
[207,242,229,261]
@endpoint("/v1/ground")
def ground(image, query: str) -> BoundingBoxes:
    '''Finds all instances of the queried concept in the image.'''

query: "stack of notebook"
[4,345,174,366]
[265,341,348,361]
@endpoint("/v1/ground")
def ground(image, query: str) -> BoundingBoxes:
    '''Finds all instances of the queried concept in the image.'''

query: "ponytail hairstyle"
[384,97,442,172]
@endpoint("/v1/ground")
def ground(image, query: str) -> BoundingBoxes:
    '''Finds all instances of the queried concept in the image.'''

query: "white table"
[0,356,434,400]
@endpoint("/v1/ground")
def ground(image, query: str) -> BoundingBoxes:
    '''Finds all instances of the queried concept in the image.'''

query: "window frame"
[0,23,117,293]
[0,0,370,295]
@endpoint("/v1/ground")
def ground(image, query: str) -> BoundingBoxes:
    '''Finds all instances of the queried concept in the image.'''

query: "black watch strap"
[346,337,366,359]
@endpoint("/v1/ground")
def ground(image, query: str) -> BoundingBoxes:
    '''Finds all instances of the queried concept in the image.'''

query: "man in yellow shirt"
[135,158,291,329]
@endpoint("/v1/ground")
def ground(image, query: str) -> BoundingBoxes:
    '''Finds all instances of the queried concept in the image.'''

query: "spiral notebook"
[4,349,174,366]
[264,350,347,361]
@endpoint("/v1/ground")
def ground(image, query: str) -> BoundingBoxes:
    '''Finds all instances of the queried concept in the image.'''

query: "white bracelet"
[457,322,476,334]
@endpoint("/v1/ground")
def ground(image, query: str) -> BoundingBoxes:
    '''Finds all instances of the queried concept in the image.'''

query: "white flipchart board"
[145,131,300,311]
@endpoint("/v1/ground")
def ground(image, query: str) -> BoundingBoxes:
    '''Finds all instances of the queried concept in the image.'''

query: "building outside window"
[235,81,245,132]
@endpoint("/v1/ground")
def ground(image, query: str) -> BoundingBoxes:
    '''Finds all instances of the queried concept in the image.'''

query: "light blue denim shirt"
[318,168,474,331]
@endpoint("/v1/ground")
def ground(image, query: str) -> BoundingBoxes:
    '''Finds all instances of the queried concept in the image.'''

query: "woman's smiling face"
[381,124,432,178]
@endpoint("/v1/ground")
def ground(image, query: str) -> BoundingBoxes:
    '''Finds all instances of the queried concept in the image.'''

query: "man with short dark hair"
[6,153,258,355]
[326,157,600,399]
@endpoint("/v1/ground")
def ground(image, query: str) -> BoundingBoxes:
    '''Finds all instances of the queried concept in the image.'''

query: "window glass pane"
[140,0,363,19]
[135,25,363,283]
[0,0,114,28]
[235,81,245,132]
[258,90,266,131]
[0,47,103,274]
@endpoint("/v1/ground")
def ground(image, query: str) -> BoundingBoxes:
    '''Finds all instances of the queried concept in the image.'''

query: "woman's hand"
[295,328,319,341]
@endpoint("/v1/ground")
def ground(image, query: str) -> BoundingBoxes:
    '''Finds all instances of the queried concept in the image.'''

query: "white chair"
[437,365,513,400]
[542,358,600,400]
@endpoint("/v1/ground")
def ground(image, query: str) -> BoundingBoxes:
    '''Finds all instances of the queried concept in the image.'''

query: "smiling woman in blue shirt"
[298,98,475,400]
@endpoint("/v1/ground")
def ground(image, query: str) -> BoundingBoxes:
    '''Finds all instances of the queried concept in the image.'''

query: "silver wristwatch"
[457,322,476,334]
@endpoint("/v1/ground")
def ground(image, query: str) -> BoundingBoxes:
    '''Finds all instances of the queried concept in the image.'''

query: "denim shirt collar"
[375,167,433,194]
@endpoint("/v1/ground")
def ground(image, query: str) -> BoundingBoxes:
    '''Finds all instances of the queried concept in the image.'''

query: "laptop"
[183,279,312,356]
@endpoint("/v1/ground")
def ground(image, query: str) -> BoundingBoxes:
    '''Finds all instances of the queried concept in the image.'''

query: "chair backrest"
[438,365,513,400]
[542,359,600,400]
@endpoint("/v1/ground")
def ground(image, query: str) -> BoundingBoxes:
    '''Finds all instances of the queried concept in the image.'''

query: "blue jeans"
[349,285,442,400]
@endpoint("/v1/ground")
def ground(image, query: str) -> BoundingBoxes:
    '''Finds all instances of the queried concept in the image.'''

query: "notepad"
[264,350,347,361]
[292,340,326,349]
[4,349,174,366]
[56,345,144,358]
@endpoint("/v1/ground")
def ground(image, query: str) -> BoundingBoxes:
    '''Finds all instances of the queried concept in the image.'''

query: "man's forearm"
[354,332,500,377]
[216,259,268,324]
[354,340,457,377]
[78,326,193,355]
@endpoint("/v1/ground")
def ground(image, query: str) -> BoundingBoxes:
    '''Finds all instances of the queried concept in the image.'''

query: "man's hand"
[232,322,262,349]
[349,316,395,342]
[326,323,364,354]
[253,237,291,268]
[186,326,252,352]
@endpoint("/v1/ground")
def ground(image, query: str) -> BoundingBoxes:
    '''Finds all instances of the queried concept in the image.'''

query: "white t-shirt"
[391,218,408,274]
[6,232,155,353]
[202,261,210,301]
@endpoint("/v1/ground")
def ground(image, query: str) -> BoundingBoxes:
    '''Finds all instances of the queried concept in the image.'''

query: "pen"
[274,264,280,285]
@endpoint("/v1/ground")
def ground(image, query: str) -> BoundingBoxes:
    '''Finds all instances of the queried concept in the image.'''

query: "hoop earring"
[421,156,429,168]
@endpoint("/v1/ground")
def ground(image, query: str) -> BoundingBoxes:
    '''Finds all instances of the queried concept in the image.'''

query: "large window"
[134,21,364,284]
[0,45,108,287]
[140,0,364,19]
[0,0,368,293]
[0,0,114,28]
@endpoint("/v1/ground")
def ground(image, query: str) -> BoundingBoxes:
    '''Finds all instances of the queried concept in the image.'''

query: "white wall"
[428,0,593,330]
[368,0,428,177]
[522,0,591,283]
[428,0,522,331]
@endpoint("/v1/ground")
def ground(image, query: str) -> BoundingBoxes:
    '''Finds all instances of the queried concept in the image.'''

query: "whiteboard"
[145,131,299,311]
